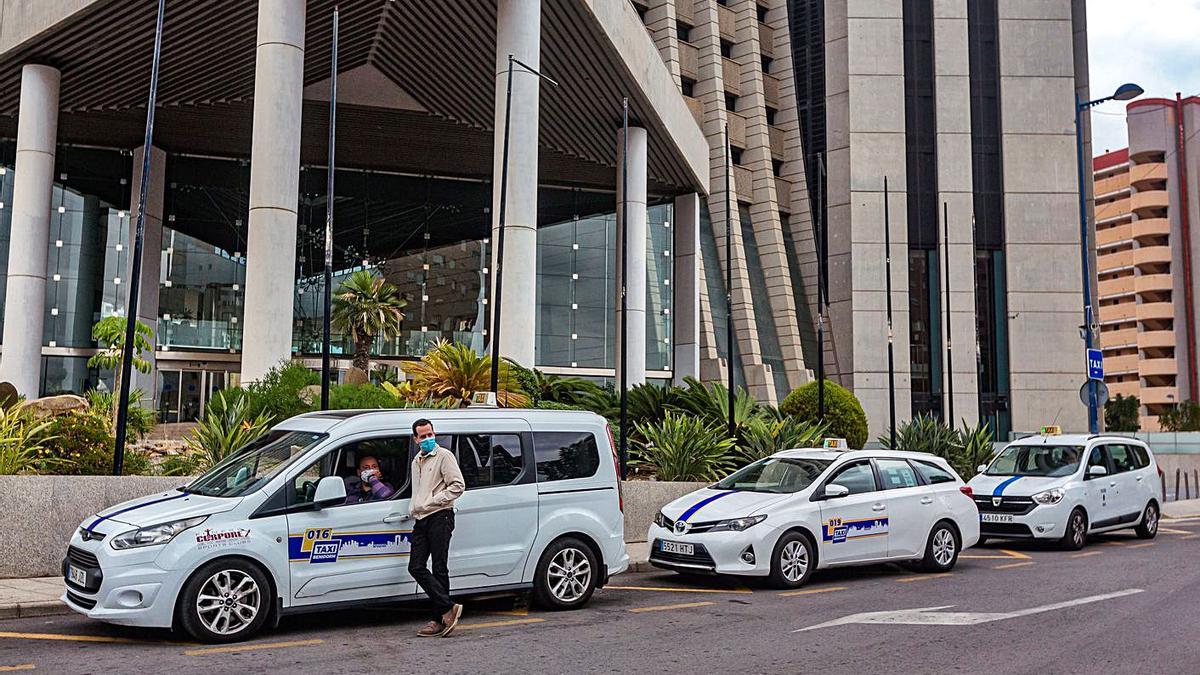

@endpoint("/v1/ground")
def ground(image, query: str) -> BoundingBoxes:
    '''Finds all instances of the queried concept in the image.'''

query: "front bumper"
[645,523,774,577]
[978,500,1070,540]
[61,539,181,628]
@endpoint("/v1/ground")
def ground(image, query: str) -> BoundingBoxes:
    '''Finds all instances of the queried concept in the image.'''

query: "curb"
[0,601,70,620]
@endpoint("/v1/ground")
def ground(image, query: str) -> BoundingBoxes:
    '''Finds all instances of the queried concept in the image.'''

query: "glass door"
[157,370,182,423]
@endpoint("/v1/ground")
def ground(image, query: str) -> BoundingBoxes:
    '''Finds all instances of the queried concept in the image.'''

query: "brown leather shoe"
[417,620,443,637]
[439,604,463,637]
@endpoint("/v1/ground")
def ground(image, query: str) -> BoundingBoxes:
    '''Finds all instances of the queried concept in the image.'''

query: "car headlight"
[653,511,672,528]
[1032,488,1065,505]
[709,515,767,533]
[110,516,208,550]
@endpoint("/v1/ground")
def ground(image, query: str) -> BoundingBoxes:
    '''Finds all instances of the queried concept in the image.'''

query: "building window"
[765,106,778,125]
[677,20,693,42]
[720,39,734,58]
[725,92,739,112]
[730,146,745,166]
[632,1,648,23]
[772,158,784,176]
[909,249,943,418]
[757,4,769,23]
[786,0,826,250]
[761,54,773,73]
[740,205,789,401]
[780,214,821,368]
[681,77,696,97]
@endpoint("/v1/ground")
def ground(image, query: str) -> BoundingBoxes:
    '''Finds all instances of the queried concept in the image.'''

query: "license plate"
[981,513,1014,523]
[67,565,87,587]
[660,540,694,556]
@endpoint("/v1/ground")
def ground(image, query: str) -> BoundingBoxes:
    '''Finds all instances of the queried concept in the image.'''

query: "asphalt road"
[4,522,1200,675]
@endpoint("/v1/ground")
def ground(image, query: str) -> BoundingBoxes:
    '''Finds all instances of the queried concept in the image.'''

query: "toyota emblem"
[673,520,691,535]
[992,497,1002,507]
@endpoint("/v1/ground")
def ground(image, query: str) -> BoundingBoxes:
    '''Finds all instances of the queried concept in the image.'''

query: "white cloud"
[1087,0,1200,155]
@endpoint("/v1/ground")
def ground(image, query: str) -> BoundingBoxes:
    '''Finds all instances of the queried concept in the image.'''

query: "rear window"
[533,432,600,482]
[1131,445,1151,469]
[913,460,956,485]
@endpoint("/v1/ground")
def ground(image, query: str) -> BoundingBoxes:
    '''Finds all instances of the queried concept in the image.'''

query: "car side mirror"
[823,484,851,499]
[1087,464,1108,478]
[976,464,988,474]
[314,475,347,508]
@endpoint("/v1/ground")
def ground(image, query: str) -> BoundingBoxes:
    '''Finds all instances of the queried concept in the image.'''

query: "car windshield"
[186,430,327,497]
[984,444,1084,477]
[713,457,833,493]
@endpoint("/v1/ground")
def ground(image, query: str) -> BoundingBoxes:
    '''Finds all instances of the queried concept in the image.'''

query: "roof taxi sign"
[822,438,848,451]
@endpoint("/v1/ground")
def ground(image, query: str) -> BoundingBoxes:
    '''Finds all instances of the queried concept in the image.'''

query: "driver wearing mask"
[343,455,396,504]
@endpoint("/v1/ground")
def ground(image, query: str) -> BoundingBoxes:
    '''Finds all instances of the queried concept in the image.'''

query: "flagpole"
[112,0,166,475]
[321,6,339,410]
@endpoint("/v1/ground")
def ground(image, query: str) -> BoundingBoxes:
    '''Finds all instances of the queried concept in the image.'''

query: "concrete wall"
[1,476,707,579]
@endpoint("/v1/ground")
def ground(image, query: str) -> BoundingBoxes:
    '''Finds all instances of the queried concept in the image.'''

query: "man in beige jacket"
[408,418,466,637]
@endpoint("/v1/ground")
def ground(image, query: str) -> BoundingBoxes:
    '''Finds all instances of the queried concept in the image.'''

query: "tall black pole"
[943,201,955,425]
[320,7,339,411]
[816,152,826,422]
[884,177,896,447]
[113,0,166,476]
[619,98,630,479]
[725,124,735,440]
[489,56,515,394]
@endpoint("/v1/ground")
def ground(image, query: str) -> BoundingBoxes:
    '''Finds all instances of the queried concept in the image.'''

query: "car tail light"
[606,423,624,512]
[959,485,974,498]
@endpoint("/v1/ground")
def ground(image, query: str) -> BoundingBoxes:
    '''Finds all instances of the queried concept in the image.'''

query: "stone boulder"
[0,382,17,409]
[344,367,370,385]
[26,394,88,418]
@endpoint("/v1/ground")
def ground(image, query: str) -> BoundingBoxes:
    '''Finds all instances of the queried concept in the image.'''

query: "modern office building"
[1094,96,1200,430]
[0,0,1091,438]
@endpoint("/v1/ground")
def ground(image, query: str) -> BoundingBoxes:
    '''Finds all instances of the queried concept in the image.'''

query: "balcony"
[762,73,780,108]
[1129,162,1168,186]
[1098,249,1134,273]
[1141,386,1179,406]
[722,57,741,93]
[768,125,785,157]
[1096,223,1132,247]
[717,4,736,38]
[1102,302,1137,322]
[1099,276,1135,298]
[1108,380,1140,399]
[1132,217,1171,240]
[679,42,699,81]
[1135,273,1174,294]
[1101,327,1138,348]
[734,165,755,202]
[1131,189,1169,213]
[1093,174,1129,198]
[1140,357,1178,377]
[1137,301,1174,321]
[727,111,747,148]
[1106,353,1139,374]
[1095,197,1130,222]
[775,177,792,204]
[1138,329,1176,350]
[758,23,774,56]
[685,96,703,126]
[1133,245,1172,266]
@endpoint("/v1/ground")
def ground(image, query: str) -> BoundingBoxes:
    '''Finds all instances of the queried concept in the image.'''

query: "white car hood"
[969,474,1065,497]
[82,489,243,532]
[661,488,791,523]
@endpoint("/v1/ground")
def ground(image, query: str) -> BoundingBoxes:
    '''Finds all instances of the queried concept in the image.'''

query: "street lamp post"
[1074,82,1142,433]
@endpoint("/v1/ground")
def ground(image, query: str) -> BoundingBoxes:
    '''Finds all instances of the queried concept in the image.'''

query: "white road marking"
[793,588,1144,632]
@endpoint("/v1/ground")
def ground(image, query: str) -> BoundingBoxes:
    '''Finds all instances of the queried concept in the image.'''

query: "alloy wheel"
[547,547,591,603]
[1072,513,1086,547]
[780,540,808,582]
[1145,505,1158,534]
[196,569,261,636]
[932,528,956,566]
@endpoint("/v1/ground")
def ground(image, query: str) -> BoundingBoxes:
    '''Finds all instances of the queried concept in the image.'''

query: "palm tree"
[531,369,602,405]
[331,270,407,372]
[402,340,529,407]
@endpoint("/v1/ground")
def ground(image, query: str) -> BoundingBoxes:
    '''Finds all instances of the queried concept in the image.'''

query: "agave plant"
[956,420,996,479]
[880,414,960,456]
[331,270,407,372]
[739,415,829,462]
[184,391,274,470]
[530,370,602,405]
[632,412,737,482]
[401,340,530,408]
[674,377,766,446]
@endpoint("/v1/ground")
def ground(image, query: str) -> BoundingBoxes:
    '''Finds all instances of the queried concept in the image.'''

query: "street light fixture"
[1074,82,1143,433]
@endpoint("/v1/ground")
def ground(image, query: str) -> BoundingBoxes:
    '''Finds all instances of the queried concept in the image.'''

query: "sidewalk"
[0,577,66,619]
[1164,498,1200,519]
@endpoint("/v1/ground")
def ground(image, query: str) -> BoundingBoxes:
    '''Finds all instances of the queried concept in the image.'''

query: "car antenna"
[1046,408,1063,443]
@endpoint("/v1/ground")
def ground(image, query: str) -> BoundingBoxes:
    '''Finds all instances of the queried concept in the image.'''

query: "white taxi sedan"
[647,449,979,588]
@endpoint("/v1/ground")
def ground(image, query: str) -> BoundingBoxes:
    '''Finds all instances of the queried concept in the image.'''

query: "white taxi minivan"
[62,409,627,642]
[968,431,1161,549]
[647,448,979,588]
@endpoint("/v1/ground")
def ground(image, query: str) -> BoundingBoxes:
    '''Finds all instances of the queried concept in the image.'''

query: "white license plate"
[981,513,1014,524]
[67,565,87,587]
[660,540,694,556]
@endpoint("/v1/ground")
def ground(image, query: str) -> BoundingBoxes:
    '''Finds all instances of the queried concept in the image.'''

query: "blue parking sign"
[1087,348,1104,380]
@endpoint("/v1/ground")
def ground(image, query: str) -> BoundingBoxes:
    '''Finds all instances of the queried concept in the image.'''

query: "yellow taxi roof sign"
[822,438,848,450]
[1039,425,1062,436]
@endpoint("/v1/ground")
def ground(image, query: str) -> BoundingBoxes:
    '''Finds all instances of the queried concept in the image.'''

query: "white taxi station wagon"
[967,430,1162,549]
[647,446,980,588]
[62,409,628,642]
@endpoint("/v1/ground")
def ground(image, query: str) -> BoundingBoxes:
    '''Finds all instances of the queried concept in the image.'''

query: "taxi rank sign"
[1087,348,1104,381]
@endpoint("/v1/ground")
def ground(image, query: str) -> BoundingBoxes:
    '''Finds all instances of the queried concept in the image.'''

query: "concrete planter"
[1,476,707,579]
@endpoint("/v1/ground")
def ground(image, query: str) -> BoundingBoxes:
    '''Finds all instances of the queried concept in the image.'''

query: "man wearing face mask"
[408,418,466,637]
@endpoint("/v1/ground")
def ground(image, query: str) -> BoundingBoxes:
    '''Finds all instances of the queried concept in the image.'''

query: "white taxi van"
[647,445,979,588]
[62,408,627,642]
[967,428,1161,549]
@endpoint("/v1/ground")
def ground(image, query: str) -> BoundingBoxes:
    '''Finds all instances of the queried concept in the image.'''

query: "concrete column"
[615,126,648,389]
[672,192,701,385]
[0,65,60,397]
[241,0,305,383]
[127,146,166,401]
[491,0,540,367]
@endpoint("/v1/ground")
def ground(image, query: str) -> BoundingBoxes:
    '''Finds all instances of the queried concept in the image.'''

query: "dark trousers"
[408,509,455,620]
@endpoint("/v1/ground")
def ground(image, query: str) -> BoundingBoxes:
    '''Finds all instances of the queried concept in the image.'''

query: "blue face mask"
[419,437,438,454]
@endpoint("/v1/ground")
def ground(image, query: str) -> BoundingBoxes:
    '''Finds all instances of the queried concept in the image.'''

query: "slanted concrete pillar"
[672,192,701,385]
[241,0,305,383]
[615,126,648,389]
[491,0,540,367]
[0,65,60,397]
[126,145,166,401]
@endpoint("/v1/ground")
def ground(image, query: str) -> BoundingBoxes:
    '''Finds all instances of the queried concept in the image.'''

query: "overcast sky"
[1087,0,1200,155]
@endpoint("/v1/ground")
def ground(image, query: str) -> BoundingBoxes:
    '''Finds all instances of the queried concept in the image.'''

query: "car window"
[290,435,410,508]
[876,459,920,489]
[1087,446,1110,474]
[533,432,600,482]
[913,460,956,485]
[1131,445,1151,469]
[450,434,525,489]
[987,445,1084,477]
[826,461,877,495]
[186,430,326,498]
[1107,444,1137,474]
[713,457,833,493]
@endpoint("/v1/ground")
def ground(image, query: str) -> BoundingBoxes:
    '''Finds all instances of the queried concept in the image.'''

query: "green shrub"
[632,412,737,482]
[40,410,151,475]
[84,389,156,439]
[1104,394,1141,432]
[1159,400,1200,432]
[535,401,589,411]
[739,415,828,462]
[530,370,602,406]
[0,404,56,475]
[879,414,995,480]
[329,383,399,410]
[504,360,540,405]
[780,380,868,449]
[244,360,319,421]
[185,390,274,470]
[157,452,203,477]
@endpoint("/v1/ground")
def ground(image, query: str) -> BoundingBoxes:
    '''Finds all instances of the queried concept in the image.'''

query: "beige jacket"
[410,446,465,519]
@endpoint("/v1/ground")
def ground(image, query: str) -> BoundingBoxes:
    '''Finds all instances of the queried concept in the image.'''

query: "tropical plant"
[157,452,204,477]
[329,383,400,410]
[84,389,156,440]
[535,400,589,411]
[1105,394,1141,432]
[529,370,602,406]
[956,421,995,479]
[184,390,274,470]
[87,316,154,425]
[402,340,529,407]
[0,404,57,475]
[739,415,829,462]
[878,415,996,480]
[244,360,319,421]
[631,412,737,482]
[779,380,869,449]
[1159,400,1200,432]
[576,386,620,421]
[675,377,765,448]
[331,270,407,372]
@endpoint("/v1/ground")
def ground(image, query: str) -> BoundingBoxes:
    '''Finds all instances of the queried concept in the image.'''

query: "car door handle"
[920,496,934,505]
[871,503,886,512]
[383,513,411,524]
[1109,481,1117,488]
[1136,476,1144,482]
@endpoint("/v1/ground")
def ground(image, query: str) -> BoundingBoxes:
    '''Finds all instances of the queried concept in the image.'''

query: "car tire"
[1134,501,1159,539]
[919,522,960,573]
[1060,508,1088,551]
[177,558,273,643]
[533,537,598,611]
[768,531,815,589]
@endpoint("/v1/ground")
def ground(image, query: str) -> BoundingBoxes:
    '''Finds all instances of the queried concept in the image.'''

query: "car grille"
[67,546,100,569]
[78,527,106,542]
[980,523,1035,538]
[648,539,717,569]
[975,495,1036,516]
[66,591,97,610]
[657,514,720,535]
